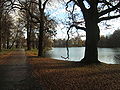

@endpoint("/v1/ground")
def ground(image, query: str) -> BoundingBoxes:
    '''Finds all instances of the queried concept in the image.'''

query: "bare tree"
[0,0,15,51]
[66,0,120,64]
[10,0,57,56]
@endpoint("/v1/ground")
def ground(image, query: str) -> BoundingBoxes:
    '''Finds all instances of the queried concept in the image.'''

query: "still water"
[46,47,120,64]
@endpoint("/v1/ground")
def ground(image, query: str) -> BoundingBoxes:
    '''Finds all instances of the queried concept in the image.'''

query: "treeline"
[53,30,120,48]
[0,1,26,51]
[98,30,120,48]
[53,36,85,47]
[0,0,56,56]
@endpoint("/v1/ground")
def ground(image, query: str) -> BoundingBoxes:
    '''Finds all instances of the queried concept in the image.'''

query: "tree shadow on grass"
[28,56,102,70]
[28,56,120,90]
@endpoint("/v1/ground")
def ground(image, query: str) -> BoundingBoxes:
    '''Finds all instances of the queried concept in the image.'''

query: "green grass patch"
[25,49,38,56]
[0,49,12,54]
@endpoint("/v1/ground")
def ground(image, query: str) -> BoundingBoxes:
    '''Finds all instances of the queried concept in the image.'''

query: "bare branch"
[74,0,87,13]
[86,0,92,6]
[72,0,81,8]
[70,24,86,31]
[98,0,113,7]
[98,14,120,22]
[61,27,70,60]
[99,2,120,17]
[27,1,39,5]
[43,0,49,10]
[66,0,72,12]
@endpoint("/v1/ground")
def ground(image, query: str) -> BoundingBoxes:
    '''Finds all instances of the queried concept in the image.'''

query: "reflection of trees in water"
[114,55,120,64]
[44,51,53,58]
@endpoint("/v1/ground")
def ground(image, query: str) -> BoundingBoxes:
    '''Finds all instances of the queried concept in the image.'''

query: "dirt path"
[0,49,41,90]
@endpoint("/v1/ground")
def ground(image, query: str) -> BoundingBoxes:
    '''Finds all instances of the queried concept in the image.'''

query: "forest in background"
[53,29,120,48]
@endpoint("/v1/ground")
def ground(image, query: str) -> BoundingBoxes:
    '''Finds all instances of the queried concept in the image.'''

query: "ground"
[26,51,120,90]
[0,49,120,90]
[0,49,41,90]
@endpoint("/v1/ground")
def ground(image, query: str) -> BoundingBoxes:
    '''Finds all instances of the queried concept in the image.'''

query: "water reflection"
[46,47,120,64]
[98,48,120,64]
[114,55,120,64]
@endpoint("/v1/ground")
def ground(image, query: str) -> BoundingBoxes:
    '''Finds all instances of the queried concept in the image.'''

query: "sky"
[11,0,120,40]
[45,1,120,40]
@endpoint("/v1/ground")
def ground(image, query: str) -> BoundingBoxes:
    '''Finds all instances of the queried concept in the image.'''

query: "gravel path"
[0,49,41,90]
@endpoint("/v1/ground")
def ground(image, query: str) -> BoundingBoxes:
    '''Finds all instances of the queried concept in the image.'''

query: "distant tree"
[98,35,108,47]
[0,0,4,51]
[53,36,84,47]
[0,0,15,51]
[15,18,26,48]
[69,36,84,47]
[98,30,120,48]
[19,1,37,50]
[109,30,120,47]
[7,18,25,49]
[66,0,120,64]
[11,0,57,55]
[53,39,66,47]
[1,13,14,49]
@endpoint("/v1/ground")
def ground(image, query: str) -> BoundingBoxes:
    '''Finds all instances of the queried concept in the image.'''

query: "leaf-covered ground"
[0,50,13,59]
[26,51,120,90]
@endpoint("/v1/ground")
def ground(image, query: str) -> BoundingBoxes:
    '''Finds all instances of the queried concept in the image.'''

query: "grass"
[25,49,38,56]
[0,49,13,59]
[0,49,14,64]
[26,51,120,90]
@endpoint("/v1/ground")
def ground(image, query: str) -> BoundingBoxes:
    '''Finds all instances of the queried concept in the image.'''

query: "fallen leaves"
[26,51,120,90]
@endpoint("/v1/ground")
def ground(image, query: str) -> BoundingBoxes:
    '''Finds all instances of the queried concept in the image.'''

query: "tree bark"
[0,15,2,51]
[81,11,100,64]
[7,38,9,49]
[38,10,44,57]
[38,8,44,57]
[6,31,10,49]
[38,25,44,57]
[26,16,31,50]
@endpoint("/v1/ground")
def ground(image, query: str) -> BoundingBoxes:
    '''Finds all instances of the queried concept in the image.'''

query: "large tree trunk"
[0,1,2,52]
[0,15,2,51]
[81,13,100,64]
[38,27,44,56]
[27,22,31,50]
[26,11,32,50]
[27,33,31,50]
[0,29,1,51]
[7,38,9,49]
[6,31,10,49]
[38,9,44,57]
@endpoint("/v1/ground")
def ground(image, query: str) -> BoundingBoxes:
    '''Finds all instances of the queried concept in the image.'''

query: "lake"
[46,47,120,64]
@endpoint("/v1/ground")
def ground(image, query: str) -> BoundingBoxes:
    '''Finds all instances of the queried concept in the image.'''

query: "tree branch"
[74,0,87,12]
[27,9,40,23]
[99,2,120,17]
[98,0,113,6]
[98,14,120,22]
[43,0,49,10]
[70,24,86,31]
[27,1,39,5]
